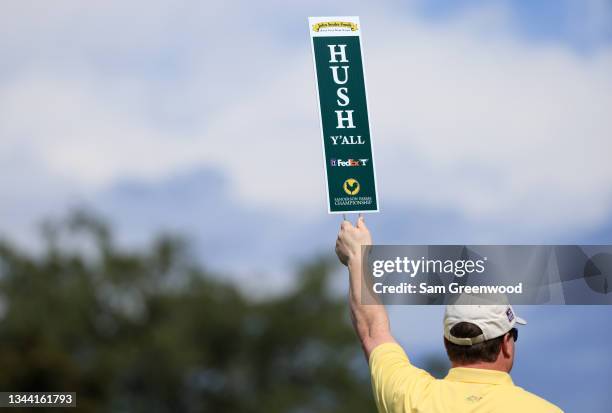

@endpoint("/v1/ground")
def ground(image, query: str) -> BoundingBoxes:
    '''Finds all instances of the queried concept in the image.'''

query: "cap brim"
[515,316,527,325]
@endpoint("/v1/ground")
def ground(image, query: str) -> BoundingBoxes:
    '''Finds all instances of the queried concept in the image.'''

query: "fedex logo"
[330,158,369,167]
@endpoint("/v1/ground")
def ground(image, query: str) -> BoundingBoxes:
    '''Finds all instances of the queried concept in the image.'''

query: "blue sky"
[1,0,611,410]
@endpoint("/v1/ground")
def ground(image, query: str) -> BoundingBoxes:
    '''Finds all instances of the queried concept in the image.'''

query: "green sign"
[309,16,379,214]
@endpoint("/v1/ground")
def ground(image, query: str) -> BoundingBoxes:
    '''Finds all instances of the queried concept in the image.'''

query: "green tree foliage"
[0,212,374,413]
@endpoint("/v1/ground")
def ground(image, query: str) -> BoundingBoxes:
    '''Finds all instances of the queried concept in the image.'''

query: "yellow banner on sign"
[312,21,359,32]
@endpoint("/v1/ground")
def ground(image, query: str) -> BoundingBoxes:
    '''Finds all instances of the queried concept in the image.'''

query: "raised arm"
[335,216,397,359]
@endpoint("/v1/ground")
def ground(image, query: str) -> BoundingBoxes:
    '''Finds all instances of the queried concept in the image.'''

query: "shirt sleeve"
[369,343,435,413]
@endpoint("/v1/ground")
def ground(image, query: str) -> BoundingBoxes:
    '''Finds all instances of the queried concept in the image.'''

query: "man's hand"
[335,216,372,267]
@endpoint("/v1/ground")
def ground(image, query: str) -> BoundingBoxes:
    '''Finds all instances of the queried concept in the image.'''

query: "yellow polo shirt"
[369,343,563,413]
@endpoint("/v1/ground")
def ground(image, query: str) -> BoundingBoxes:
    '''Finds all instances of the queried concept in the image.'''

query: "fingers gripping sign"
[336,215,372,267]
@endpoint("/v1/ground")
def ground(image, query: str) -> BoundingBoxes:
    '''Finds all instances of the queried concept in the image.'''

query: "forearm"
[348,260,395,359]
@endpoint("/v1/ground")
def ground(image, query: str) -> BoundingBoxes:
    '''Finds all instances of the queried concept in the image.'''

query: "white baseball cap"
[444,305,527,346]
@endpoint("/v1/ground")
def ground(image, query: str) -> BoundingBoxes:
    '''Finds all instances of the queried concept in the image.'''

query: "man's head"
[443,305,526,372]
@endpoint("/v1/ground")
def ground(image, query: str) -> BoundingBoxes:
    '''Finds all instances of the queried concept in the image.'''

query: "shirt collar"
[445,367,514,386]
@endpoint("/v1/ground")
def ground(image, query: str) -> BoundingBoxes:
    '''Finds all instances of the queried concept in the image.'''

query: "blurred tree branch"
[0,210,375,413]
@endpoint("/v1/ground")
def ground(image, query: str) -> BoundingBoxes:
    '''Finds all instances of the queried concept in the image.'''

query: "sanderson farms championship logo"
[343,179,360,196]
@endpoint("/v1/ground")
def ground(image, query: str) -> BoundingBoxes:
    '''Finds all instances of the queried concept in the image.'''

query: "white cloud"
[1,0,611,242]
[367,12,612,233]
